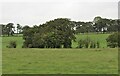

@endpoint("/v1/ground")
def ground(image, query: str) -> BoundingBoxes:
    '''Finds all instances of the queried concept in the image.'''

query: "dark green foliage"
[75,22,94,34]
[22,26,34,48]
[1,17,120,49]
[1,17,120,37]
[28,44,33,48]
[106,32,120,48]
[7,41,17,48]
[23,18,75,48]
[75,17,120,34]
[1,23,15,36]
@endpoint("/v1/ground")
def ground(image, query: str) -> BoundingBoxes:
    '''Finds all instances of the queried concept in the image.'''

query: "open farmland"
[2,48,118,74]
[2,33,118,74]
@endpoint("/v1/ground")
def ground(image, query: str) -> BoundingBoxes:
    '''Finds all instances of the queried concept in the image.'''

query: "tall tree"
[6,23,14,36]
[93,16,110,33]
[23,18,76,48]
[0,24,6,36]
[17,24,22,35]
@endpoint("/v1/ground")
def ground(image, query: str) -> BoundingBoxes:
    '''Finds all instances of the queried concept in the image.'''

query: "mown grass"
[2,48,118,74]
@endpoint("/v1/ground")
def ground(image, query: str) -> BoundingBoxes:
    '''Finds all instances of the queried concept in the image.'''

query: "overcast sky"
[0,0,119,26]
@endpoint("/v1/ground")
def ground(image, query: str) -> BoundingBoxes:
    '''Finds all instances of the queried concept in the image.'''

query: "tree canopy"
[23,18,76,48]
[106,32,120,48]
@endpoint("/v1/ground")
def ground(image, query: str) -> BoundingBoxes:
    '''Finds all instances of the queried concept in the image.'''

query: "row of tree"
[7,32,120,48]
[0,16,120,48]
[0,16,120,37]
[0,23,22,36]
[75,16,120,33]
[22,18,120,48]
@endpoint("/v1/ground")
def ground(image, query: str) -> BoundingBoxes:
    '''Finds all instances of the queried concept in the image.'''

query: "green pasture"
[2,48,118,74]
[72,33,110,48]
[2,33,118,74]
[2,36,23,48]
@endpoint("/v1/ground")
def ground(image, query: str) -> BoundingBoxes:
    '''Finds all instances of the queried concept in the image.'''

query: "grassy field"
[2,33,118,74]
[2,36,23,48]
[2,48,118,74]
[2,33,110,48]
[72,33,110,48]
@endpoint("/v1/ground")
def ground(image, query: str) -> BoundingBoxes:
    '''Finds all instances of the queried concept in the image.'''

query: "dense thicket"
[106,32,120,48]
[1,16,120,36]
[23,18,76,48]
[75,17,120,34]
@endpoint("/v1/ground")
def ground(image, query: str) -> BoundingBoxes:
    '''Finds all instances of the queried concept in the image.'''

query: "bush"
[7,41,17,48]
[106,32,120,48]
[28,44,33,48]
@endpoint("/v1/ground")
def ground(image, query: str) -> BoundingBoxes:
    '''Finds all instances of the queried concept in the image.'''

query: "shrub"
[106,32,120,48]
[7,41,17,48]
[28,44,33,48]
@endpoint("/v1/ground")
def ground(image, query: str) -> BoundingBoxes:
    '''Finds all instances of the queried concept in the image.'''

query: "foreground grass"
[2,48,118,74]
